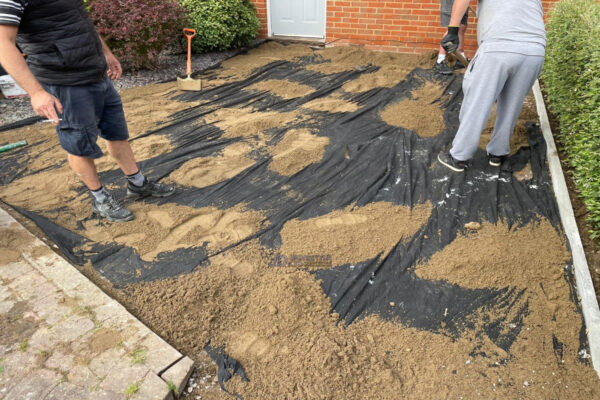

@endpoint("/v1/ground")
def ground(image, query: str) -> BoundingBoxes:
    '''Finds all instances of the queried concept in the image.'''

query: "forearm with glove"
[441,0,472,53]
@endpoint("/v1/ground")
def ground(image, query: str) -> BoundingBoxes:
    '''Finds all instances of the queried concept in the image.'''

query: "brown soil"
[279,202,432,266]
[379,81,447,137]
[268,129,329,176]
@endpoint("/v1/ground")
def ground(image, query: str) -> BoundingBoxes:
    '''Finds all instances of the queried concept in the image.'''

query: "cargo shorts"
[441,0,469,27]
[42,77,129,159]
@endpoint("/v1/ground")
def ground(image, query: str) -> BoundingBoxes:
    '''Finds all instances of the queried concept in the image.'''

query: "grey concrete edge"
[533,80,600,377]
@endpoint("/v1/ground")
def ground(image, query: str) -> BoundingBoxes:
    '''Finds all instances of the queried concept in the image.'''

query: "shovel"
[177,28,202,91]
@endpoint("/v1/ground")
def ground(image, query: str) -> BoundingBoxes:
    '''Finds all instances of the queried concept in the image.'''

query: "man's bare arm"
[0,25,63,124]
[98,36,122,80]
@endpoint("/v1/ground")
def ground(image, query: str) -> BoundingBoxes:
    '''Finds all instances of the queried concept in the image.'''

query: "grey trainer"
[126,178,175,200]
[92,193,134,222]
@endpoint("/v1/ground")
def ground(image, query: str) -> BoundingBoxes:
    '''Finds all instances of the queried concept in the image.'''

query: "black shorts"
[42,77,129,159]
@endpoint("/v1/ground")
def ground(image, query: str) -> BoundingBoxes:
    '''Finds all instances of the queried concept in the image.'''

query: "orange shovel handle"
[183,28,196,76]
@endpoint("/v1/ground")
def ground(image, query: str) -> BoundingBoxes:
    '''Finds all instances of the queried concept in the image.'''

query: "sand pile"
[246,79,315,100]
[268,129,329,176]
[126,217,599,400]
[379,80,448,137]
[279,202,432,266]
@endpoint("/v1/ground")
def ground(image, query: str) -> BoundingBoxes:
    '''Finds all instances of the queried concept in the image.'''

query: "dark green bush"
[180,0,260,53]
[543,0,600,238]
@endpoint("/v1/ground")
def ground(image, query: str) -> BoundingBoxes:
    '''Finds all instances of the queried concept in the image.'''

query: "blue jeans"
[42,77,129,159]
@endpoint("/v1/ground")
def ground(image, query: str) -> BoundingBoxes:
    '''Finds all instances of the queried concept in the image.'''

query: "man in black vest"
[0,0,174,222]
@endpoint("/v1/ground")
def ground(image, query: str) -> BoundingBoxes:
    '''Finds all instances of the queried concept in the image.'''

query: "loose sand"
[379,80,448,137]
[1,42,598,399]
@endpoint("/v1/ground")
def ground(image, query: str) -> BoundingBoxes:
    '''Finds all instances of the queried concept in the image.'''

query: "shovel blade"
[177,76,202,91]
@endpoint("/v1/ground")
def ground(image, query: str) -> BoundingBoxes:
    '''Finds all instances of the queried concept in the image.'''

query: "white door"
[269,0,326,39]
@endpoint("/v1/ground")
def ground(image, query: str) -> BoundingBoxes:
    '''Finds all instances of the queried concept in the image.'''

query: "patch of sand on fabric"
[245,79,315,99]
[279,202,432,266]
[415,219,570,289]
[379,81,447,137]
[341,50,437,92]
[210,42,314,83]
[0,165,82,215]
[121,82,202,138]
[479,93,537,154]
[126,223,600,400]
[170,142,255,188]
[204,107,305,146]
[268,129,329,176]
[301,95,359,113]
[95,134,174,173]
[79,203,267,261]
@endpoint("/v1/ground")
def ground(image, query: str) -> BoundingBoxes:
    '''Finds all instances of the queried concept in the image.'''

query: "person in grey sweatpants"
[437,0,546,172]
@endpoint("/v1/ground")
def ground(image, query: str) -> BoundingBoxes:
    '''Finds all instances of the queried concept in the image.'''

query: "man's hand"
[441,26,460,53]
[105,51,122,80]
[30,90,63,125]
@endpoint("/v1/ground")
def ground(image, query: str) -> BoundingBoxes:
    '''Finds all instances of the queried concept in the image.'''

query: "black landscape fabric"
[0,46,584,355]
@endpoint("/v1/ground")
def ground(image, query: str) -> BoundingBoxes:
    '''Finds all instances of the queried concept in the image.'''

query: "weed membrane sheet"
[0,46,591,393]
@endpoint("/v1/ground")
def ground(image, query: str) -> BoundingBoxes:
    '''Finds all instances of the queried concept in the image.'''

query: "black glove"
[441,26,460,53]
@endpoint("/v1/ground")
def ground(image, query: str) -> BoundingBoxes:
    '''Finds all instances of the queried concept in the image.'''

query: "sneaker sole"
[126,189,176,200]
[438,154,465,172]
[92,210,135,222]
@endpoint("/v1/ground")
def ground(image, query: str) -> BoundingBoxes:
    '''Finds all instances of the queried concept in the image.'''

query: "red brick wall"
[250,0,559,56]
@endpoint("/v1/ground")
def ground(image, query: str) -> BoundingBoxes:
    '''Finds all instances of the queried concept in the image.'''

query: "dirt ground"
[1,42,599,399]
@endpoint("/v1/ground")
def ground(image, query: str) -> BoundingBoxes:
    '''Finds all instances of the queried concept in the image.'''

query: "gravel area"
[0,45,251,127]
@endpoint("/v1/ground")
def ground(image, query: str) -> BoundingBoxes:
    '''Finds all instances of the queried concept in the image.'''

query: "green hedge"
[180,0,260,53]
[543,0,600,238]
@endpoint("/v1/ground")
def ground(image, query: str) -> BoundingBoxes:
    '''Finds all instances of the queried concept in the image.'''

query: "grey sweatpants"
[450,48,545,161]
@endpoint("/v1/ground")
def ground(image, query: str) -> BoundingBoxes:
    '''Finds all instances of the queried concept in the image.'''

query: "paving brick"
[99,363,150,394]
[46,382,91,400]
[160,356,194,397]
[52,314,95,342]
[87,346,127,378]
[8,270,48,295]
[30,292,75,326]
[88,388,126,400]
[140,333,183,374]
[29,326,61,352]
[92,299,124,323]
[65,282,109,309]
[131,371,171,400]
[4,368,61,400]
[0,261,33,280]
[45,350,75,373]
[0,284,12,301]
[0,297,15,314]
[66,365,99,389]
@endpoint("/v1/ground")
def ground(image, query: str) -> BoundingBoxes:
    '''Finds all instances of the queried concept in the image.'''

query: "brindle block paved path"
[0,207,193,399]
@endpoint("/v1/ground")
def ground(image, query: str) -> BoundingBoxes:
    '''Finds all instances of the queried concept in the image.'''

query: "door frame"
[266,0,327,40]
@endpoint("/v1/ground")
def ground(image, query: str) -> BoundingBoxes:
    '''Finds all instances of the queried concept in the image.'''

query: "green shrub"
[180,0,260,53]
[543,0,600,238]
